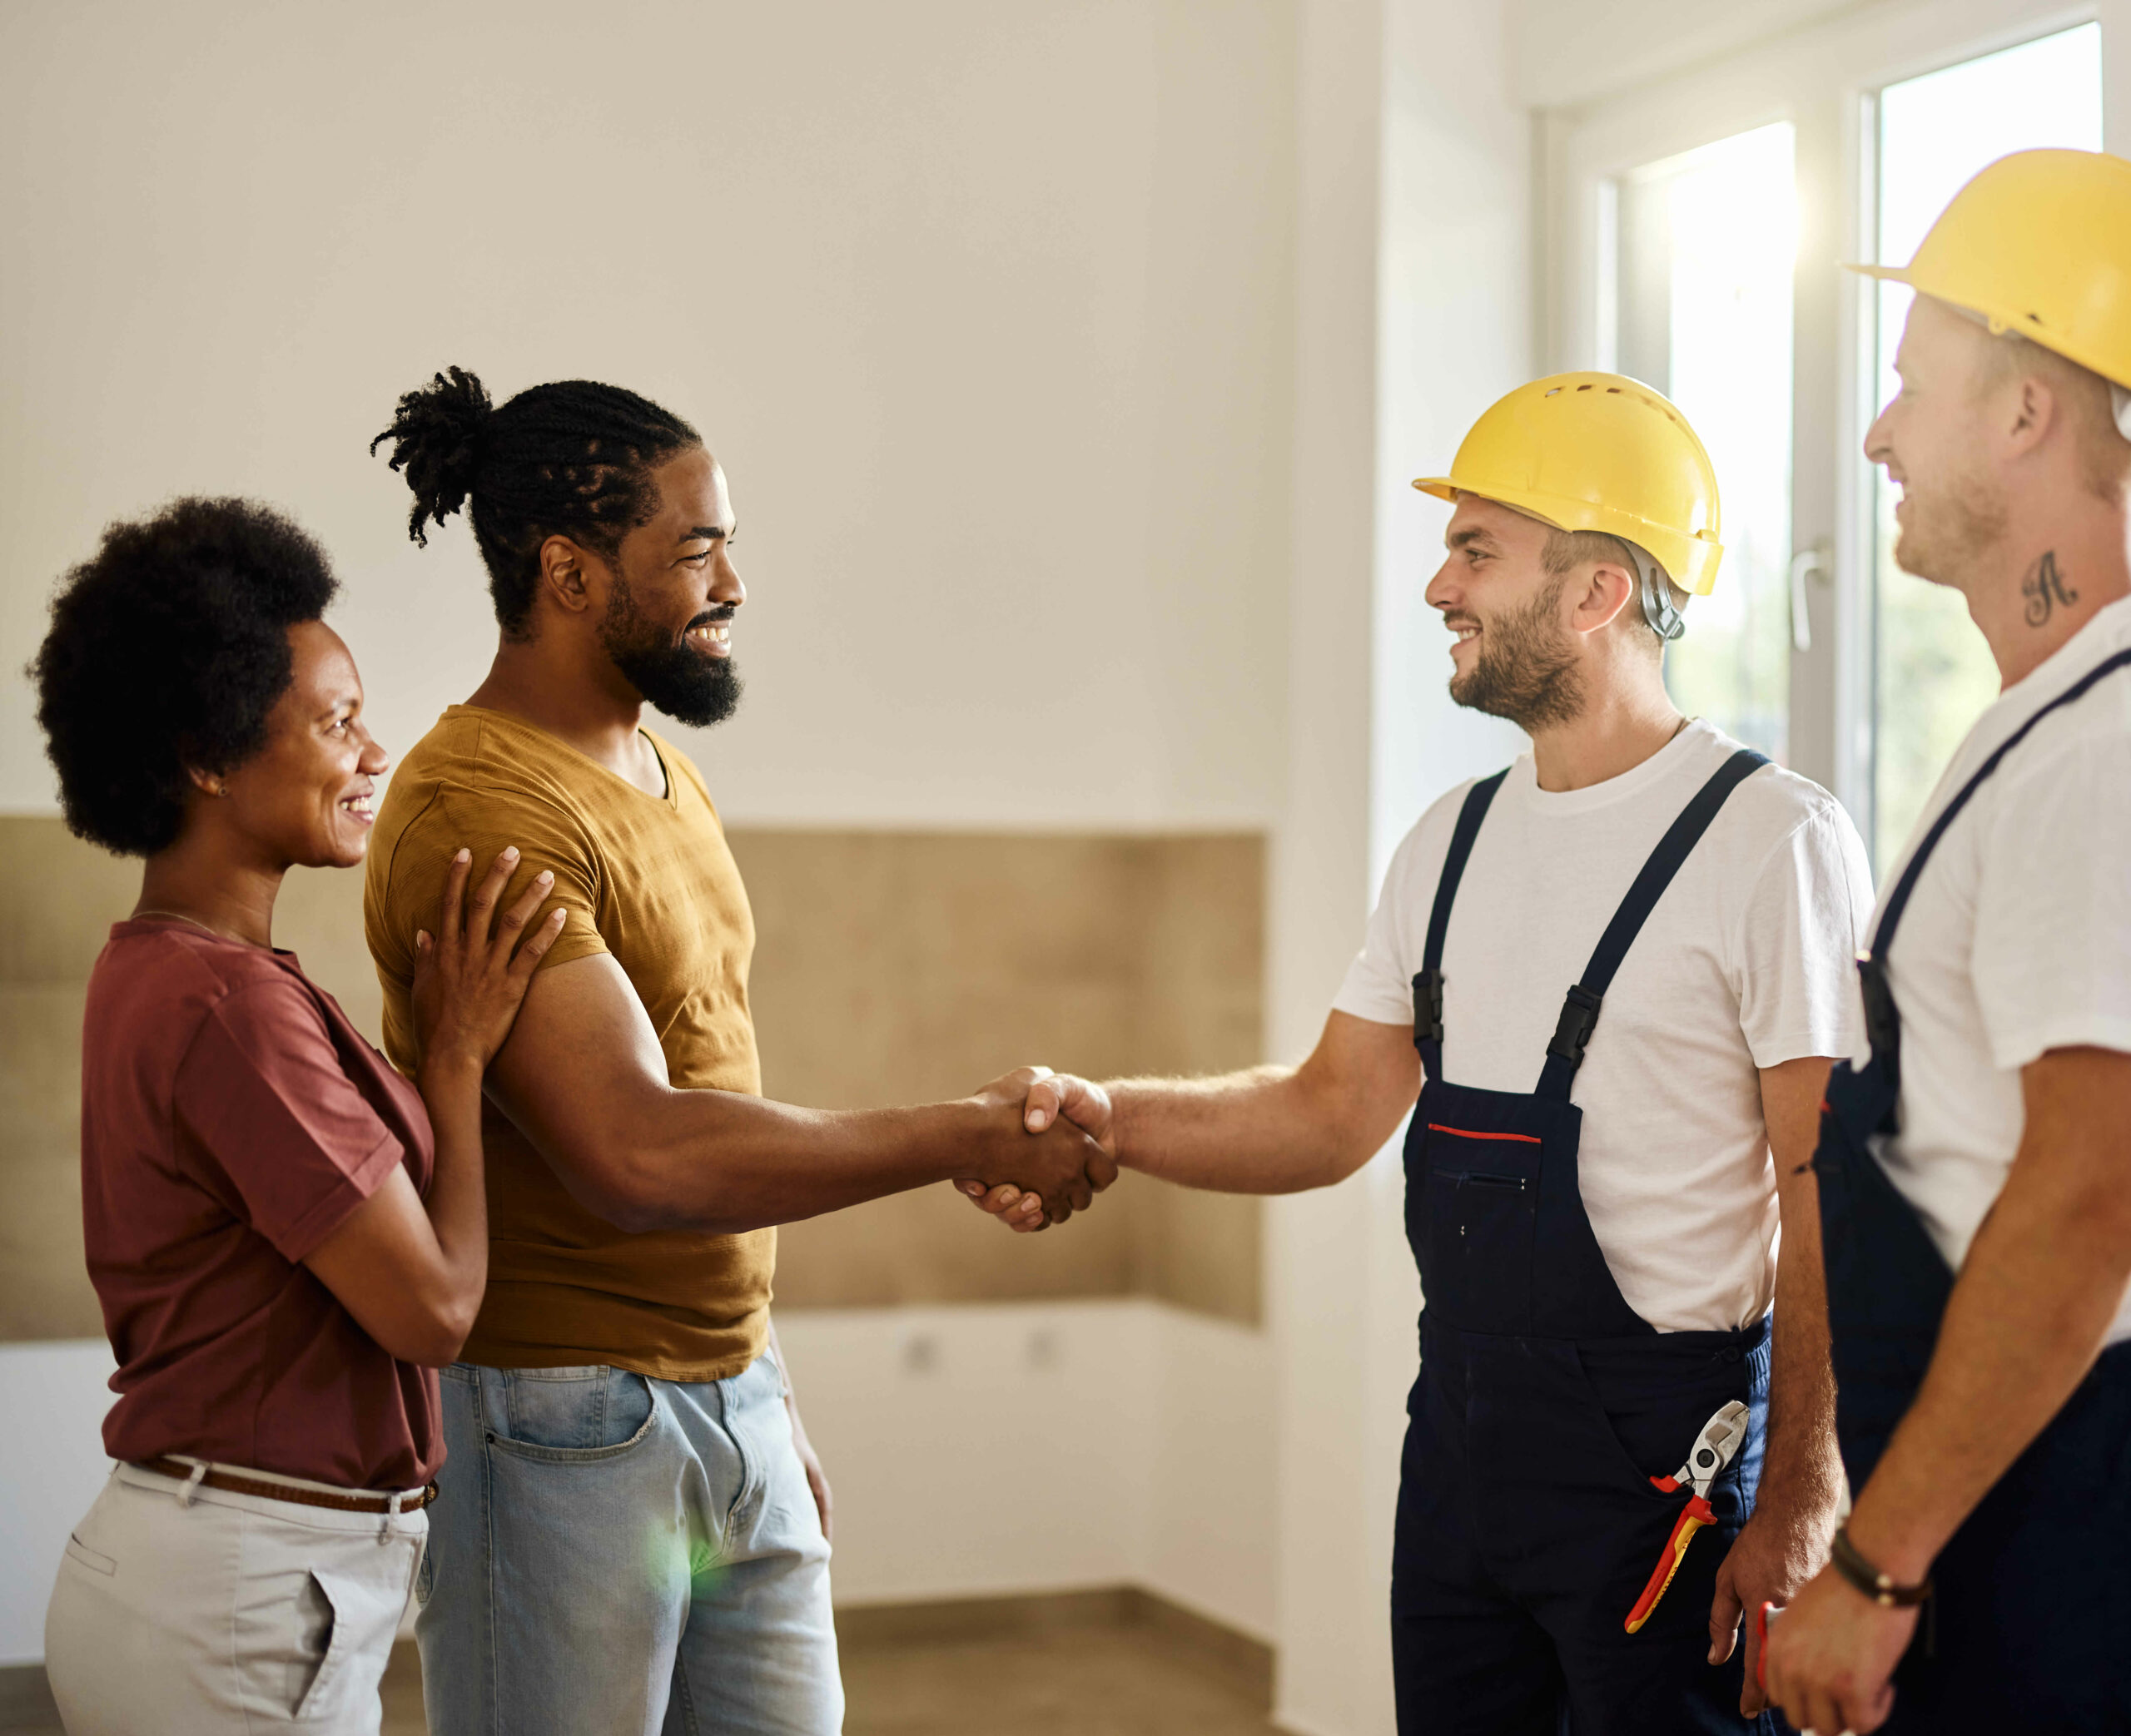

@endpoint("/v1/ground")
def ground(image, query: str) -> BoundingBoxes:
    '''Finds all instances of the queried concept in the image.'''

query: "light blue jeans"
[415,1350,842,1735]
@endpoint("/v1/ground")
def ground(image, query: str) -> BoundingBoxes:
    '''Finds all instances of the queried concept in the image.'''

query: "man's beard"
[1890,463,2009,589]
[1449,576,1584,732]
[599,575,744,728]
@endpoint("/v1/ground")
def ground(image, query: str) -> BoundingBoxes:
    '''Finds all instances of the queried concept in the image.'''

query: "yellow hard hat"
[1412,372,1724,595]
[1849,147,2131,391]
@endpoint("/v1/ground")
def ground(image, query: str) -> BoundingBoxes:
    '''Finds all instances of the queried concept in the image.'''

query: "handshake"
[952,1067,1116,1232]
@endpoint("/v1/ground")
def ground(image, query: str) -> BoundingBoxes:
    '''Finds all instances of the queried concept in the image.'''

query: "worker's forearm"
[1758,1174,1840,1517]
[1110,1064,1366,1193]
[1846,1163,2131,1583]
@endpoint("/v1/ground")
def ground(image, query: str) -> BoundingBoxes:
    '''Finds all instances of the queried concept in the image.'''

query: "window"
[1868,24,2106,866]
[1616,125,1797,762]
[1552,2,2111,871]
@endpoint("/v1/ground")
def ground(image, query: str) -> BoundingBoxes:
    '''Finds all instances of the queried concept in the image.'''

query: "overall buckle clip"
[1547,984,1603,1068]
[1856,952,1902,1091]
[1412,969,1445,1048]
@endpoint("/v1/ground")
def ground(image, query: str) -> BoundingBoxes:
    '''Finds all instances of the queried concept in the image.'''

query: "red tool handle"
[1623,1490,1716,1634]
[1756,1600,1781,1693]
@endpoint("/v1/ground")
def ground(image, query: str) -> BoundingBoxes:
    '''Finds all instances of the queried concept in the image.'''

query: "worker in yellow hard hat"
[963,372,1873,1734]
[1765,148,2131,1736]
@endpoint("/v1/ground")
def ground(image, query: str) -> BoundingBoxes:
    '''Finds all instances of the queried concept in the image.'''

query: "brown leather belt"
[135,1456,439,1515]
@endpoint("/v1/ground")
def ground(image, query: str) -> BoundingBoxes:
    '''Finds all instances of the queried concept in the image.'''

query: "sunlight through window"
[1618,124,1797,761]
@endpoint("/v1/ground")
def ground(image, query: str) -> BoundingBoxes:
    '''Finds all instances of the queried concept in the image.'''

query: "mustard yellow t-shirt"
[364,705,772,1381]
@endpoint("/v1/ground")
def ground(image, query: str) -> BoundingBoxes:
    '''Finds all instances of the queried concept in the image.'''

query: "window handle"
[1790,547,1829,653]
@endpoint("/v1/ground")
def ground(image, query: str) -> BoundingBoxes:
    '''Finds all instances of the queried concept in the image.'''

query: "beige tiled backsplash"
[0,817,1265,1341]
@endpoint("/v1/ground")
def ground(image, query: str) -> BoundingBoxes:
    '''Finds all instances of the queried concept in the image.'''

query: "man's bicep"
[2019,1047,2131,1178]
[386,795,608,975]
[483,953,672,1204]
[1311,1010,1424,1153]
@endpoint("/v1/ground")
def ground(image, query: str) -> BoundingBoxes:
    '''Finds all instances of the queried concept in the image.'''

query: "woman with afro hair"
[32,496,566,1734]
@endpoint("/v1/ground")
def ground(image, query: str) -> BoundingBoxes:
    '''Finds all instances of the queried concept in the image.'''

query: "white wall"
[1266,2,1527,1731]
[777,1301,1275,1639]
[0,0,1294,832]
[2108,0,2131,151]
[0,1342,117,1668]
[1511,0,1880,108]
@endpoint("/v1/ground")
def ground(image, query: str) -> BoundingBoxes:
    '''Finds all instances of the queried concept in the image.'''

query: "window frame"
[1539,0,2110,851]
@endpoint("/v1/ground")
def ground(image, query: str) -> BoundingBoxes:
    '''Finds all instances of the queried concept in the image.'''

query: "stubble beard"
[1891,460,2010,593]
[1449,576,1586,732]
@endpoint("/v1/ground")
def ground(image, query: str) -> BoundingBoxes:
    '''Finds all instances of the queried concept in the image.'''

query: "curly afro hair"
[32,497,340,856]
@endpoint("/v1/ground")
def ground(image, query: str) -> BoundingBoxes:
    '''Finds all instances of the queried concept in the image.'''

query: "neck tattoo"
[2020,550,2079,628]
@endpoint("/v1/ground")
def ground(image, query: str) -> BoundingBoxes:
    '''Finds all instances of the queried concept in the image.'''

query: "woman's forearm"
[415,1051,490,1330]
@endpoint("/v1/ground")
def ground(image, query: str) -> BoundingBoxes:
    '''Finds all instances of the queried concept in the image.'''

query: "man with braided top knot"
[1763,150,2131,1736]
[966,377,1874,1733]
[365,369,1114,1736]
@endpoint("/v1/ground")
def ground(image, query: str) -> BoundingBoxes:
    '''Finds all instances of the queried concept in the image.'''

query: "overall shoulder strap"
[1412,769,1508,1080]
[1859,646,2131,1091]
[1537,746,1770,1101]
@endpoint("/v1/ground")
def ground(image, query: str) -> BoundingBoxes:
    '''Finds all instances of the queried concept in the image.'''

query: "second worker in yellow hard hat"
[961,371,1874,1734]
[1764,146,2131,1736]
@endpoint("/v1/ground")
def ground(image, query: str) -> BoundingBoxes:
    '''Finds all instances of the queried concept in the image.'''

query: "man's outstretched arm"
[485,952,1113,1235]
[962,1011,1422,1224]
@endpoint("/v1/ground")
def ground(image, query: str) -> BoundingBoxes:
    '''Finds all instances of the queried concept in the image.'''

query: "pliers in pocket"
[1624,1398,1750,1634]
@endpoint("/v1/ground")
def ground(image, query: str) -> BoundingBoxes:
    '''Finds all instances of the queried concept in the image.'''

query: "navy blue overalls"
[1390,748,1780,1736]
[1814,649,2131,1734]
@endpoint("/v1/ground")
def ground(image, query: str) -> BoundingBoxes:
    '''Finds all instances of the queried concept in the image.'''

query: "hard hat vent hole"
[1545,387,1562,396]
[1606,387,1622,394]
[1576,384,1593,392]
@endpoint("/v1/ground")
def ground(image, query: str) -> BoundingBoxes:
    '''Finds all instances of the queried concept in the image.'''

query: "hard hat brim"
[1843,262,1910,282]
[1409,476,1721,595]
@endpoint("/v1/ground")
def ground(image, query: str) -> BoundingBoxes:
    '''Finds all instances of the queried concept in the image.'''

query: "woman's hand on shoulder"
[411,846,567,1079]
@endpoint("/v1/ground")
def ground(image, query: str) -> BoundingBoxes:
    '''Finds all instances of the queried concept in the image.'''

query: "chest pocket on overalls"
[1422,1123,1541,1327]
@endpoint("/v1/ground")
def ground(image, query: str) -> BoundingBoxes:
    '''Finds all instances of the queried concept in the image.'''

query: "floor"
[2,1629,1279,1736]
[11,1606,1279,1736]
[838,1624,1280,1736]
[380,1629,1278,1735]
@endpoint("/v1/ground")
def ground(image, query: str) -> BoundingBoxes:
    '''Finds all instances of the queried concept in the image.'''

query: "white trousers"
[43,1462,426,1735]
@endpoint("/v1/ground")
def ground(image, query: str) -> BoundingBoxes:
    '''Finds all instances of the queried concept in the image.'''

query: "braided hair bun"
[370,368,698,635]
[370,366,494,547]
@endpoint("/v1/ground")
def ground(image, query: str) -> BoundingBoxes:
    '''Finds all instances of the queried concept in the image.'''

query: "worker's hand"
[955,1069,1116,1233]
[1708,1487,1837,1714]
[1761,1560,1914,1735]
[956,1068,1118,1228]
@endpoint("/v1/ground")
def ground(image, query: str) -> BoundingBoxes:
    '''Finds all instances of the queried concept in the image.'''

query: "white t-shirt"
[1336,719,1875,1332]
[1866,593,2131,1346]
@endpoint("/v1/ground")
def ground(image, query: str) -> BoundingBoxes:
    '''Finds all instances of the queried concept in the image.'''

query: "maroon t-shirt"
[81,918,441,1489]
